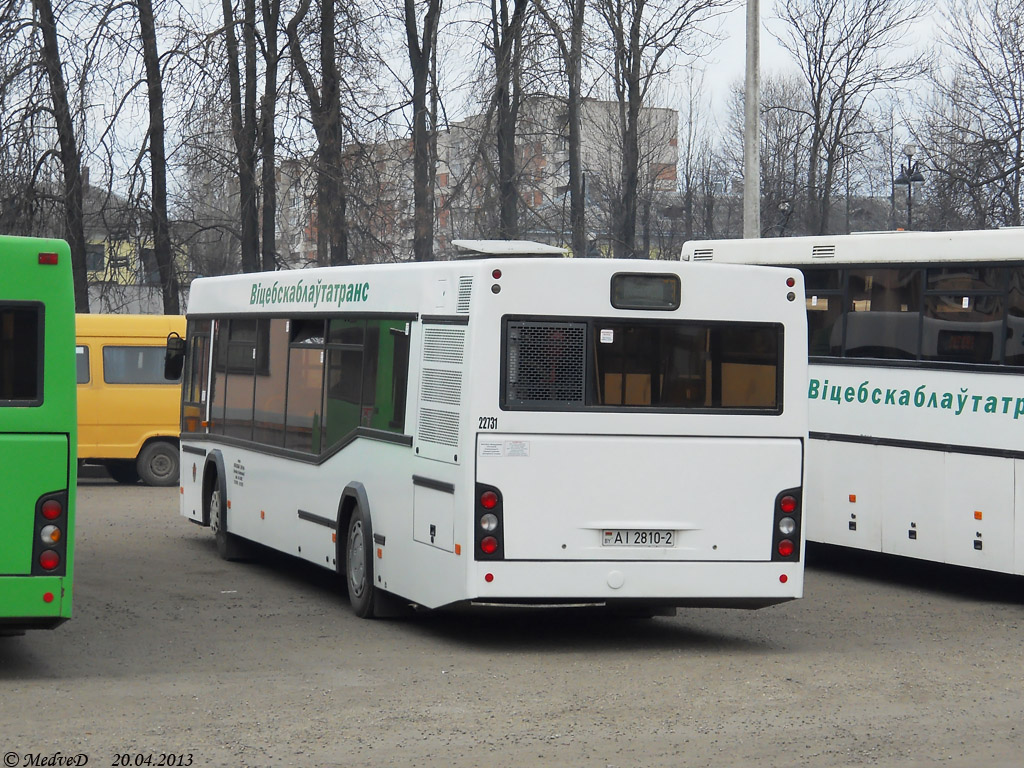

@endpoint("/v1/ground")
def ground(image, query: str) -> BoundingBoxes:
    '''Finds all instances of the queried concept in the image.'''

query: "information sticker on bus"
[603,529,675,547]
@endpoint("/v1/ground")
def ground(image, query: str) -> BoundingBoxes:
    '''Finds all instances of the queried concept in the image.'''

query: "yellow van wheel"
[137,441,179,487]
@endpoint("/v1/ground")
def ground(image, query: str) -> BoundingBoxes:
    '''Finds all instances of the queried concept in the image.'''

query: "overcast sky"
[699,3,791,114]
[700,1,940,116]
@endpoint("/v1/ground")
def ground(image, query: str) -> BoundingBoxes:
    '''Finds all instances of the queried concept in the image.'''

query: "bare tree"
[260,0,281,271]
[595,0,728,258]
[286,0,351,267]
[775,0,928,234]
[533,0,588,256]
[222,0,260,272]
[32,0,90,310]
[0,2,57,236]
[485,0,530,238]
[675,66,717,242]
[136,0,180,312]
[924,0,1024,228]
[405,0,441,261]
[757,73,811,234]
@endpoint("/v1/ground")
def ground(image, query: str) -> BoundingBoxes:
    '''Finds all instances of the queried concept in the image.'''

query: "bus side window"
[923,266,1004,364]
[1006,269,1024,366]
[388,323,411,432]
[208,320,228,434]
[0,306,40,401]
[321,318,411,447]
[76,346,90,384]
[845,268,922,359]
[804,268,843,357]
[285,321,325,453]
[253,319,288,446]
[323,318,366,450]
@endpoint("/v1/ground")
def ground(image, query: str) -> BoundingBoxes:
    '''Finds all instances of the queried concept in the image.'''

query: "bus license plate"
[602,530,674,547]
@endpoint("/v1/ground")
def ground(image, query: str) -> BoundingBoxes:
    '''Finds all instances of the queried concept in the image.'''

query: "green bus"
[0,236,77,631]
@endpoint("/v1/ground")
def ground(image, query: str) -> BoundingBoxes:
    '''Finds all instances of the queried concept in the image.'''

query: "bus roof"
[184,257,794,318]
[75,313,184,338]
[681,228,1024,266]
[452,239,568,257]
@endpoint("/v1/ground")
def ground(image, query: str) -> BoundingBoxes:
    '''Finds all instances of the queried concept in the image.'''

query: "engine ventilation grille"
[416,326,466,461]
[421,369,463,405]
[692,248,714,261]
[505,321,586,406]
[812,245,836,258]
[423,327,465,364]
[418,408,460,447]
[456,276,473,314]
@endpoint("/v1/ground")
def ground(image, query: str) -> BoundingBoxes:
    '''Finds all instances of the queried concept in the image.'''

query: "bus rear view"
[458,260,808,610]
[0,236,76,632]
[176,253,807,618]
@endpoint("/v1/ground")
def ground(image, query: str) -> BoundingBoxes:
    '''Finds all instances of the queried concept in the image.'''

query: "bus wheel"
[208,481,245,561]
[106,460,140,485]
[345,509,376,618]
[137,441,179,487]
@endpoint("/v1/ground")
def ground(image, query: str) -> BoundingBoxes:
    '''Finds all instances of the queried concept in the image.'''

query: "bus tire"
[207,477,246,561]
[106,460,140,485]
[137,441,179,487]
[345,507,376,618]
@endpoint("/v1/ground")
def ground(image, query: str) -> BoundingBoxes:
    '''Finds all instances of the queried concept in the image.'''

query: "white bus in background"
[681,228,1024,577]
[168,242,808,618]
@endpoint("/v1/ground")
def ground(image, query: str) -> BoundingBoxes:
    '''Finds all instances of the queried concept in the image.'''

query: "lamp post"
[894,144,924,230]
[776,199,792,236]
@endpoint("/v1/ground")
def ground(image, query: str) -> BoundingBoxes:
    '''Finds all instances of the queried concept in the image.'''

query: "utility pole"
[743,0,760,238]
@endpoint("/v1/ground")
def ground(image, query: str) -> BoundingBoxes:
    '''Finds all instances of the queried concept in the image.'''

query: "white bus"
[169,245,808,617]
[682,228,1024,576]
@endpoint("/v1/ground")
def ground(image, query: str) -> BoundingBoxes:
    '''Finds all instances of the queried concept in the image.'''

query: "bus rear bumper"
[0,576,71,630]
[465,559,803,608]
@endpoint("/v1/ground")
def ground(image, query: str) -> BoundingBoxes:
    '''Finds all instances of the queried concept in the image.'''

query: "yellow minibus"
[76,314,184,486]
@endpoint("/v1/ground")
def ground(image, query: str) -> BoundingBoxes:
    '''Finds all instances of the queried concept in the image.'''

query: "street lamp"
[776,199,793,237]
[894,144,924,230]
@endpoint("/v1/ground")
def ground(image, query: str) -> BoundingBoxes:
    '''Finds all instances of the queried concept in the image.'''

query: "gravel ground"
[1,477,1022,768]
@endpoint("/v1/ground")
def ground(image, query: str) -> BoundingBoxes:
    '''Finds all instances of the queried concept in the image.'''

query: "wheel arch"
[127,431,180,462]
[137,434,180,456]
[201,449,228,528]
[335,481,371,577]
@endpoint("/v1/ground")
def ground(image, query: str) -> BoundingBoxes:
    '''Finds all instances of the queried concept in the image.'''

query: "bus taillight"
[32,491,69,576]
[771,488,802,562]
[38,550,60,570]
[475,483,504,560]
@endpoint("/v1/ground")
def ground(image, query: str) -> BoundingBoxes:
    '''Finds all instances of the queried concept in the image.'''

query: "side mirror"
[165,332,185,381]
